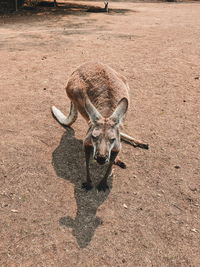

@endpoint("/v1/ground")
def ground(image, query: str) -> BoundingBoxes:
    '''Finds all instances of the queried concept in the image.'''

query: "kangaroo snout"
[94,155,109,165]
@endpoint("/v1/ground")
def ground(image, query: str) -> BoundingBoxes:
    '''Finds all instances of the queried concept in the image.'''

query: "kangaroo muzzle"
[94,155,109,165]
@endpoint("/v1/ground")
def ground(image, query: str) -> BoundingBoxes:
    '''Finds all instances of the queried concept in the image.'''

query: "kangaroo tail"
[120,132,149,149]
[51,102,78,126]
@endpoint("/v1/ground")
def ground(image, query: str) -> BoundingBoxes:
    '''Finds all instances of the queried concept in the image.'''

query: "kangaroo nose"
[96,156,108,165]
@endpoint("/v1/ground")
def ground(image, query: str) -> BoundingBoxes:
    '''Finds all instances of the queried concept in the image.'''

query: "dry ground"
[0,1,200,266]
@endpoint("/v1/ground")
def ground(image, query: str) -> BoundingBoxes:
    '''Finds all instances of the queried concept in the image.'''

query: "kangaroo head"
[84,97,128,165]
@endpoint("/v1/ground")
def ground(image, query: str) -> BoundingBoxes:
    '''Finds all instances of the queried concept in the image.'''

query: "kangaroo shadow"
[52,128,113,248]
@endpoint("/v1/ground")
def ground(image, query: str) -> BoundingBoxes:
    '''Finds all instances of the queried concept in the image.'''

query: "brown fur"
[66,62,130,121]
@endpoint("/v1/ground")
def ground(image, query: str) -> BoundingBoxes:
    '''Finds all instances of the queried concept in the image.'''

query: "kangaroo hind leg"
[51,102,78,127]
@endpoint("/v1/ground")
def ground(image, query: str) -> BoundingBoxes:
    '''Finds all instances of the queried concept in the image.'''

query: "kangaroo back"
[66,62,130,122]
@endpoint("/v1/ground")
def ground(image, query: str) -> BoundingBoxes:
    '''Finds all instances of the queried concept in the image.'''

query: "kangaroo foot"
[97,181,109,192]
[82,182,93,191]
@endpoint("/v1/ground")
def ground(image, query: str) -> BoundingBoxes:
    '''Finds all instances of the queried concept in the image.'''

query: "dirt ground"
[0,1,200,266]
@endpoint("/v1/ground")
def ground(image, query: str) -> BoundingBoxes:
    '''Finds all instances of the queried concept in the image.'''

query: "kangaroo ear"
[110,98,128,125]
[84,98,102,124]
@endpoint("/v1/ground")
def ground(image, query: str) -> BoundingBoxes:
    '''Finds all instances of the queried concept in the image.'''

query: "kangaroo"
[52,62,148,191]
[104,0,109,12]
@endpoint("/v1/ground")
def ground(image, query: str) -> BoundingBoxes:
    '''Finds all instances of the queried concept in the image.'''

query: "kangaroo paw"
[114,159,127,169]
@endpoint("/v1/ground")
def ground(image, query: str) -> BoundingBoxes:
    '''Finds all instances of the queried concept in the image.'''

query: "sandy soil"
[0,1,200,266]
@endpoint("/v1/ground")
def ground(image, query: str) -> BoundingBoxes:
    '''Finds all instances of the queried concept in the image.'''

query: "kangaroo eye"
[110,138,116,143]
[92,135,98,141]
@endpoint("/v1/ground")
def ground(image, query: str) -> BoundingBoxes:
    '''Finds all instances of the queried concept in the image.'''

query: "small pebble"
[191,228,198,233]
[11,209,19,213]
[175,165,180,169]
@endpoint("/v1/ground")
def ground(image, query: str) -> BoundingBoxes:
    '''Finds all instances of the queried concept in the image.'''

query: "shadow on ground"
[18,1,133,16]
[0,1,134,23]
[52,128,113,248]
